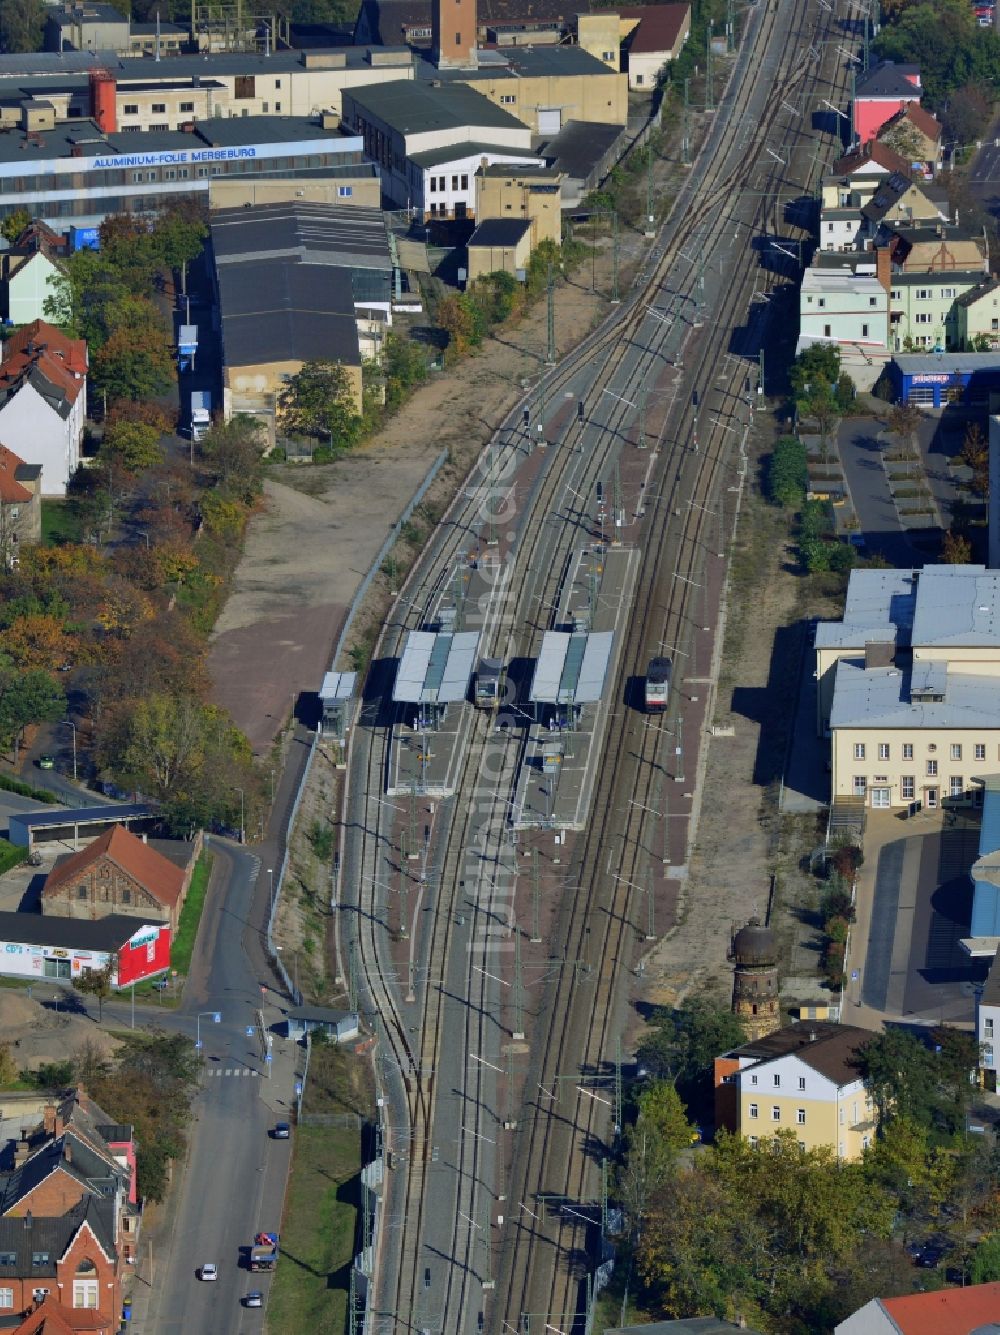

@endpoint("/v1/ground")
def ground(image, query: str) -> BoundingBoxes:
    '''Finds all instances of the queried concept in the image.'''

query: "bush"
[308,821,335,862]
[767,435,808,508]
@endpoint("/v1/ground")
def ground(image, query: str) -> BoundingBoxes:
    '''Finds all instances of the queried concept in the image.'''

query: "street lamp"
[232,786,245,845]
[267,868,274,918]
[60,719,77,783]
[195,1010,221,1050]
[276,946,299,1004]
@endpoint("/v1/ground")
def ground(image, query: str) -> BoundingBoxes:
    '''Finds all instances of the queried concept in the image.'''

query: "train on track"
[473,656,504,709]
[644,655,673,712]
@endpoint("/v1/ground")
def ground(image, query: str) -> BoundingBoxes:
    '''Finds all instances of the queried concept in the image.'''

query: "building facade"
[0,445,41,569]
[852,60,921,143]
[41,825,192,931]
[408,144,544,219]
[819,566,1000,810]
[0,322,86,498]
[475,163,563,245]
[1,250,64,327]
[714,1023,875,1161]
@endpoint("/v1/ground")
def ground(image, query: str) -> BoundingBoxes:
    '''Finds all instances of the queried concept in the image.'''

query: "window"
[429,176,436,193]
[0,1255,13,1267]
[748,1135,757,1147]
[73,1280,99,1309]
[0,1290,11,1309]
[461,174,468,190]
[455,30,461,42]
[77,885,87,900]
[749,1102,758,1119]
[179,101,194,112]
[871,787,890,809]
[878,743,890,760]
[853,743,865,760]
[772,1074,780,1088]
[986,1017,994,1038]
[796,1108,806,1124]
[602,49,614,59]
[941,287,956,299]
[798,1076,806,1090]
[915,313,932,324]
[951,743,963,760]
[337,185,353,197]
[123,103,139,114]
[451,175,459,190]
[976,743,986,761]
[122,889,131,905]
[500,94,516,104]
[275,78,282,88]
[869,296,877,307]
[132,171,144,182]
[235,74,256,99]
[772,1105,781,1121]
[853,775,867,796]
[826,223,834,233]
[839,1107,845,1124]
[903,743,913,759]
[275,102,282,112]
[263,102,269,113]
[902,776,915,800]
[32,1290,49,1305]
[31,1253,49,1266]
[151,103,166,113]
[926,759,938,776]
[916,288,931,300]
[817,297,826,308]
[750,1074,757,1085]
[823,324,831,337]
[951,776,964,798]
[861,323,869,338]
[986,1044,996,1067]
[891,289,901,301]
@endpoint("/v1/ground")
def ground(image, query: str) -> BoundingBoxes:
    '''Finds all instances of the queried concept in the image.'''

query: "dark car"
[273,1123,291,1139]
[36,755,55,770]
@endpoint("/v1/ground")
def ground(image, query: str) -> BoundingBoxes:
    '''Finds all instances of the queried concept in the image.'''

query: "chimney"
[14,1139,30,1167]
[43,1105,56,1136]
[875,244,892,295]
[64,1140,72,1164]
[23,1210,32,1230]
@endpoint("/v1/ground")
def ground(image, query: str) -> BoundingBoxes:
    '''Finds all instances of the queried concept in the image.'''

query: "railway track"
[338,0,861,1328]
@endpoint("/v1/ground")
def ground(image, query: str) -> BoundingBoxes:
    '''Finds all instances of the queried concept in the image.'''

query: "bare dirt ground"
[637,451,848,1014]
[0,991,121,1072]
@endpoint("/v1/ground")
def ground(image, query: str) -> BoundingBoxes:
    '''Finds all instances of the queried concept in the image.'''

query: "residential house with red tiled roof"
[0,444,41,568]
[835,1280,1000,1333]
[11,1292,113,1335]
[618,4,690,90]
[876,101,943,178]
[0,321,87,497]
[42,825,193,932]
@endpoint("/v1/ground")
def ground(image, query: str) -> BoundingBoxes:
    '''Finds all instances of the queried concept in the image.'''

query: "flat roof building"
[393,629,480,718]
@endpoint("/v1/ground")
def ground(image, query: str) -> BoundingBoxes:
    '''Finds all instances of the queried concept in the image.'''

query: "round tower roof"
[732,916,777,967]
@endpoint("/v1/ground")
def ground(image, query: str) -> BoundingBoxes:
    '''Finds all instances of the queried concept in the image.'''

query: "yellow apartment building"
[714,1022,876,1161]
[818,565,1000,812]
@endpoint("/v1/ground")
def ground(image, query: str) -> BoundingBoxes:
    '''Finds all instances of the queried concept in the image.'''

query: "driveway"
[837,417,931,566]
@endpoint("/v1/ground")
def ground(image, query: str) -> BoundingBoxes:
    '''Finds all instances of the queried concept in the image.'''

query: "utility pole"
[347,941,358,1012]
[611,211,620,304]
[601,1157,609,1238]
[481,1202,495,1290]
[706,24,713,112]
[646,883,655,940]
[530,848,541,942]
[546,262,556,364]
[682,78,690,166]
[759,345,765,397]
[644,141,655,238]
[398,870,409,939]
[614,1037,623,1136]
[505,1045,517,1128]
[727,0,735,53]
[612,460,624,543]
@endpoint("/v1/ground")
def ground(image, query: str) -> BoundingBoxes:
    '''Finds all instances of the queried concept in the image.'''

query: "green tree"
[858,1026,978,1139]
[101,418,165,474]
[200,414,266,502]
[790,342,841,400]
[278,359,363,447]
[879,118,927,162]
[0,0,45,52]
[0,659,65,758]
[635,999,745,1111]
[152,202,208,291]
[767,435,808,508]
[73,960,115,1021]
[0,209,31,245]
[91,296,174,400]
[383,331,428,410]
[972,1233,1000,1285]
[942,530,973,564]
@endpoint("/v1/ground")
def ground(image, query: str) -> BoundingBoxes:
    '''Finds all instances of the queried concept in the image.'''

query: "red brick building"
[42,825,193,932]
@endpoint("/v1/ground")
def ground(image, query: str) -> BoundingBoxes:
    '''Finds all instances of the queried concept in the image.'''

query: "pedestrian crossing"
[206,1067,261,1078]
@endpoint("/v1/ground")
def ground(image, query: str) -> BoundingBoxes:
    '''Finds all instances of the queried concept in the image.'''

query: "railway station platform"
[511,544,638,831]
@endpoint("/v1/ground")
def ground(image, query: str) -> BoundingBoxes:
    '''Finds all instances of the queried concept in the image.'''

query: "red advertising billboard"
[115,922,171,987]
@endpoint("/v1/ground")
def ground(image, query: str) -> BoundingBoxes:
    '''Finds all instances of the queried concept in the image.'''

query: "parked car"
[199,1263,218,1281]
[273,1122,290,1139]
[245,1291,263,1308]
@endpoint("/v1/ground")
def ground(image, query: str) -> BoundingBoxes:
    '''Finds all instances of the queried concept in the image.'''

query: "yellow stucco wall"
[737,1087,875,1161]
[460,70,628,131]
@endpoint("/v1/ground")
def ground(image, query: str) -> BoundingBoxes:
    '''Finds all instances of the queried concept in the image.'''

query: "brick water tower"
[433,0,477,69]
[728,916,780,1041]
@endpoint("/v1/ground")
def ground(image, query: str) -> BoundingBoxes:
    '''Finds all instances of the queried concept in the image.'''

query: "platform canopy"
[393,630,480,704]
[320,671,356,703]
[529,630,614,705]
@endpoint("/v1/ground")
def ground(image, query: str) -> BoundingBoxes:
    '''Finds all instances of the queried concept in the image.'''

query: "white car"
[245,1291,264,1308]
[199,1263,218,1282]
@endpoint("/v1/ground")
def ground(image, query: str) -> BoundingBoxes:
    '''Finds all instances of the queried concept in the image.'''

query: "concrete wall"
[467,226,532,282]
[208,175,381,209]
[831,725,992,808]
[460,69,628,132]
[229,356,363,416]
[416,150,542,219]
[577,14,621,70]
[476,171,562,246]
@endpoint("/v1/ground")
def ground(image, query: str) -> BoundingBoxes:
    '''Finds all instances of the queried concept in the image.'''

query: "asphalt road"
[836,417,928,566]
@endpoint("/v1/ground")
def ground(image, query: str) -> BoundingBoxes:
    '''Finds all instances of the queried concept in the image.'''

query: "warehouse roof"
[212,201,391,270]
[0,45,409,80]
[619,3,690,55]
[540,118,622,179]
[216,260,360,368]
[408,141,540,168]
[0,911,165,951]
[345,78,526,136]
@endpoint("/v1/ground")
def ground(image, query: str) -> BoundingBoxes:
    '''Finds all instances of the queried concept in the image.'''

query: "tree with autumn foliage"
[941,530,973,564]
[961,420,989,497]
[91,297,174,401]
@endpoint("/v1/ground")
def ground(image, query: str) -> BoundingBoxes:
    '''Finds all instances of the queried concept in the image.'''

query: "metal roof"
[344,78,528,137]
[894,352,1000,374]
[0,911,165,951]
[468,218,531,248]
[393,630,479,703]
[829,661,1000,730]
[910,566,1000,648]
[8,803,158,830]
[530,630,613,705]
[815,568,916,650]
[408,141,540,168]
[320,670,356,701]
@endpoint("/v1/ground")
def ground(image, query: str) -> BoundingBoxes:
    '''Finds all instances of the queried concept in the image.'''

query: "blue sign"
[295,1082,302,1095]
[265,1052,273,1064]
[246,1026,254,1037]
[851,970,859,981]
[213,1012,221,1023]
[195,1040,203,1050]
[69,226,99,252]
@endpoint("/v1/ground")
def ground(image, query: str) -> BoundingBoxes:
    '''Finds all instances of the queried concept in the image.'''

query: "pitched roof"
[832,139,912,178]
[0,1195,117,1277]
[878,1280,1000,1332]
[44,824,186,911]
[726,1022,871,1086]
[11,1294,113,1335]
[956,276,1000,309]
[878,100,942,147]
[4,321,87,377]
[619,3,690,55]
[0,445,33,504]
[468,217,532,247]
[855,59,921,99]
